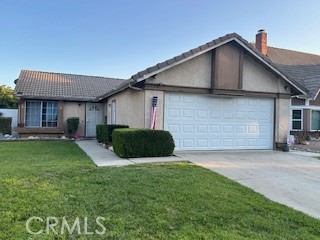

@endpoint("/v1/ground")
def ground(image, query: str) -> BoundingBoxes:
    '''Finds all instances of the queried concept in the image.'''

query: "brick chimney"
[255,29,267,55]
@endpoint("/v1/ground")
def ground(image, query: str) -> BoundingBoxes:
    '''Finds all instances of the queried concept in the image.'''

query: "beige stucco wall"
[63,102,86,136]
[242,55,291,94]
[275,98,290,143]
[144,90,164,130]
[147,52,212,88]
[107,89,145,128]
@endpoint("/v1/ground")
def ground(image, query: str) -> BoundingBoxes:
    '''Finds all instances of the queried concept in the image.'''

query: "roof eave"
[14,94,99,102]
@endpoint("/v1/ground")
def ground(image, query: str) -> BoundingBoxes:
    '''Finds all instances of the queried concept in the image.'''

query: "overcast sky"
[1,0,320,87]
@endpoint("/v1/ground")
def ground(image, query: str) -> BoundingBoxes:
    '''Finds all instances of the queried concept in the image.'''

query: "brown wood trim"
[144,84,291,99]
[18,100,25,126]
[58,101,64,128]
[277,93,291,99]
[144,84,210,94]
[238,51,244,89]
[214,49,219,89]
[210,50,216,90]
[303,109,311,131]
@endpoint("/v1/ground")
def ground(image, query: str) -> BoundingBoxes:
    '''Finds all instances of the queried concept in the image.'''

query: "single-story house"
[14,71,125,137]
[15,30,315,150]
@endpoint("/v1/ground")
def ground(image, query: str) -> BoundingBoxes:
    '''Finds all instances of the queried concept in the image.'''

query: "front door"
[86,103,103,137]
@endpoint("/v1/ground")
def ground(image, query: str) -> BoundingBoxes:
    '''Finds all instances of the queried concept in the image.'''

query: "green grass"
[1,141,320,239]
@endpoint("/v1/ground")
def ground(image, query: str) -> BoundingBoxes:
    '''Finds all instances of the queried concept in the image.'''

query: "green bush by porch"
[0,117,12,134]
[96,124,129,143]
[112,128,175,158]
[66,117,79,137]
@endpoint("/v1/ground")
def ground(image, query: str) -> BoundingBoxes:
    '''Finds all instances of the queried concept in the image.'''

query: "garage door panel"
[247,125,258,134]
[182,124,194,133]
[182,109,194,118]
[182,139,194,148]
[196,125,208,133]
[210,125,221,133]
[169,108,180,118]
[210,138,221,148]
[164,93,273,150]
[236,110,246,119]
[167,124,180,133]
[210,110,221,119]
[222,138,234,147]
[222,125,234,134]
[236,98,246,107]
[222,98,234,107]
[169,94,181,102]
[183,95,195,103]
[197,109,208,118]
[223,110,234,119]
[235,125,246,134]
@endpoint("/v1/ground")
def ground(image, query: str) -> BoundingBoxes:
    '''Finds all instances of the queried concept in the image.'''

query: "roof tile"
[267,47,320,98]
[14,70,126,101]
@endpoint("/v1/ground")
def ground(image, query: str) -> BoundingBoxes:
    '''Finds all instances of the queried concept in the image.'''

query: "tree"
[0,85,18,109]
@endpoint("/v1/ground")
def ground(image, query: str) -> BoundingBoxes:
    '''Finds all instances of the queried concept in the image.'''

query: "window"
[25,101,58,127]
[291,109,302,130]
[311,110,320,131]
[111,100,116,124]
[25,101,41,127]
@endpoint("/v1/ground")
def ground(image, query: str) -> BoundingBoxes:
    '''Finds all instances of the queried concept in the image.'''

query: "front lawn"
[1,141,320,239]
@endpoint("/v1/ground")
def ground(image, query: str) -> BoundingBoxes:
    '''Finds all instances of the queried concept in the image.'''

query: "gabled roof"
[15,70,126,102]
[267,47,320,99]
[100,33,307,99]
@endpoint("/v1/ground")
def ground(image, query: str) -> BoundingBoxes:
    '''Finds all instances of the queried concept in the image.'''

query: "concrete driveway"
[177,150,320,219]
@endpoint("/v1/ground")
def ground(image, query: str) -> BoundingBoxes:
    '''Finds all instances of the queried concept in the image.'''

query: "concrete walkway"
[178,150,320,219]
[76,140,181,167]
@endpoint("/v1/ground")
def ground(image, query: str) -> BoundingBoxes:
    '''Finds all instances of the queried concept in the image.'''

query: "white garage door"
[164,93,274,150]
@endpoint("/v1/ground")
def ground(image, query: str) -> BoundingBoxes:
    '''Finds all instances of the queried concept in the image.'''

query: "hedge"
[0,117,12,134]
[113,128,175,158]
[96,124,129,143]
[96,125,108,143]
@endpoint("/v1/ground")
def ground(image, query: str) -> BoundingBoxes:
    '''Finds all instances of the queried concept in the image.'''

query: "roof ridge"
[268,46,320,58]
[21,69,126,81]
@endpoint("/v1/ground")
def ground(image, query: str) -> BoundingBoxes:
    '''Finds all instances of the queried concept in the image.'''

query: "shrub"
[96,124,108,143]
[108,124,129,143]
[67,117,79,137]
[113,128,175,158]
[96,124,129,143]
[294,131,310,144]
[0,117,12,134]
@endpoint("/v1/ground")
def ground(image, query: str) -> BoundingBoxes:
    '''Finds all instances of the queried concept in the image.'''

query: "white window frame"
[25,100,58,128]
[111,100,116,124]
[290,109,303,131]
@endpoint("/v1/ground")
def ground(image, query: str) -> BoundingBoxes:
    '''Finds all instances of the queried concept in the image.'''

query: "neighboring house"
[14,70,125,137]
[266,45,320,133]
[14,31,313,151]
